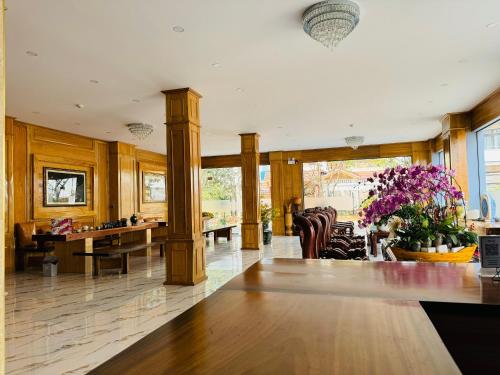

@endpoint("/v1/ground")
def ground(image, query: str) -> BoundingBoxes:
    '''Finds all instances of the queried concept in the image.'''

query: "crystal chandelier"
[345,136,364,149]
[126,123,154,140]
[303,0,360,49]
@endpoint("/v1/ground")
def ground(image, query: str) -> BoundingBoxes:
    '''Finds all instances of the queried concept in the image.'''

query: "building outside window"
[303,157,411,222]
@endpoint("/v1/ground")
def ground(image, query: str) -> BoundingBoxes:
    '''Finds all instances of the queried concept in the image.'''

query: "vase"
[434,236,443,247]
[285,212,293,236]
[411,242,421,252]
[263,230,272,245]
[130,213,138,226]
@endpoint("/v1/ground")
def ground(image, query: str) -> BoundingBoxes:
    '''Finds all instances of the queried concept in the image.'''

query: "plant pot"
[423,238,432,248]
[263,230,272,245]
[434,236,443,247]
[411,242,421,252]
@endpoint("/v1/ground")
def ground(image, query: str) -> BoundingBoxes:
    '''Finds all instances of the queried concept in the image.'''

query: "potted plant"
[261,203,276,245]
[359,164,478,262]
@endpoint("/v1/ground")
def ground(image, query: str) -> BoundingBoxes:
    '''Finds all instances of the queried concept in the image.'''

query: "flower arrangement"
[359,164,477,251]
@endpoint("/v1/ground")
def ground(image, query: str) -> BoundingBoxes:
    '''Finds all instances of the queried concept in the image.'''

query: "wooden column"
[108,142,137,220]
[442,113,470,201]
[0,2,6,372]
[269,152,285,235]
[163,88,206,285]
[240,133,262,249]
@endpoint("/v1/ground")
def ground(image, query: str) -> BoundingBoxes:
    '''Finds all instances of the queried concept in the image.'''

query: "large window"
[260,165,271,206]
[201,167,242,226]
[477,121,500,205]
[303,157,411,221]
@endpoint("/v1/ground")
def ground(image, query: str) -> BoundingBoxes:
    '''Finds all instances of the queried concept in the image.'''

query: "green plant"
[260,204,276,228]
[202,211,214,219]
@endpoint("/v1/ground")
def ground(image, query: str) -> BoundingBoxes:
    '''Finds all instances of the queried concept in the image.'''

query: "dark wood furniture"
[90,260,500,374]
[73,239,166,276]
[32,222,160,274]
[202,225,236,241]
[370,230,389,256]
[15,222,54,271]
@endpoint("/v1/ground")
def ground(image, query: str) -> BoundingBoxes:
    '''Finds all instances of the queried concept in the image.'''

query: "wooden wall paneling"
[109,142,136,221]
[96,141,109,224]
[201,152,269,169]
[5,117,14,272]
[269,152,285,235]
[441,113,470,201]
[163,88,206,285]
[471,88,500,131]
[282,151,304,211]
[240,133,262,250]
[411,141,432,164]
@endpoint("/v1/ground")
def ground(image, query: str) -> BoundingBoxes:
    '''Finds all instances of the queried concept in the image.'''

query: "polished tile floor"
[5,235,302,375]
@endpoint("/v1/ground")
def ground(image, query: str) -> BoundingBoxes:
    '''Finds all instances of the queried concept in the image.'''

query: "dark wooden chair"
[15,222,53,271]
[293,215,316,259]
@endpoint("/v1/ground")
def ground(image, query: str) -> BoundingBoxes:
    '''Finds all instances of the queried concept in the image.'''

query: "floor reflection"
[5,235,301,375]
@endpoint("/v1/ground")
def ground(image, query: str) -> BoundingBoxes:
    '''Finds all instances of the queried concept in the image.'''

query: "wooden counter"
[91,259,500,374]
[34,222,162,274]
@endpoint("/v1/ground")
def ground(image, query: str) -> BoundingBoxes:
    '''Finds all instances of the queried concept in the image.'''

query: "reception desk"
[90,259,500,374]
[33,222,163,274]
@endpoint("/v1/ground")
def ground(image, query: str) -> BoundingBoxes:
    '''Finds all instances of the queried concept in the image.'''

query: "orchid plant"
[359,164,477,250]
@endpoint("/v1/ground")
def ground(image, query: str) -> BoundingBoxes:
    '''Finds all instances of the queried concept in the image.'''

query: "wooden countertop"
[32,222,160,242]
[90,259,500,374]
[223,258,500,305]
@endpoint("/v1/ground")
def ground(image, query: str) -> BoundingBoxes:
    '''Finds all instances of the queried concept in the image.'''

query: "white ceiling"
[6,0,500,156]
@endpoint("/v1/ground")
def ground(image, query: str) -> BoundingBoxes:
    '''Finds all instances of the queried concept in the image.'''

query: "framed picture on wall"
[44,168,87,206]
[143,171,166,203]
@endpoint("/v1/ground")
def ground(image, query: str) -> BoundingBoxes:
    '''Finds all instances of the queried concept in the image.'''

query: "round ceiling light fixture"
[345,136,364,149]
[26,50,38,56]
[303,0,360,49]
[172,25,185,33]
[126,122,154,140]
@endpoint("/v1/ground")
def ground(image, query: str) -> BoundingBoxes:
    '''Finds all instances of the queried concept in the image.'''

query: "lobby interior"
[1,1,500,374]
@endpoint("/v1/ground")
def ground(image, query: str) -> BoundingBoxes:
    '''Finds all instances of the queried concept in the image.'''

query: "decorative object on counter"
[44,168,86,206]
[358,164,478,262]
[261,203,276,245]
[82,225,89,232]
[50,218,73,235]
[285,197,302,236]
[130,213,138,226]
[120,218,128,227]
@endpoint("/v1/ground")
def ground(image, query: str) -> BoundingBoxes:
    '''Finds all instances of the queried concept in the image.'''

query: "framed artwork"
[44,168,87,206]
[142,171,166,203]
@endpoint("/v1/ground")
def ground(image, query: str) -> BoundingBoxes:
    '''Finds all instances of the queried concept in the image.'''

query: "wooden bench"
[73,240,165,276]
[203,225,236,241]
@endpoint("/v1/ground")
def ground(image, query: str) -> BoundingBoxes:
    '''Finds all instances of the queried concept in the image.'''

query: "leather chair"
[15,222,53,271]
[293,215,316,259]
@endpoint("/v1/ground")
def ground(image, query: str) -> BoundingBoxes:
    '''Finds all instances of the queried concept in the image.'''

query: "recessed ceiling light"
[132,99,141,103]
[427,100,433,104]
[172,25,184,33]
[349,123,354,128]
[276,126,284,129]
[105,131,111,134]
[89,79,99,84]
[32,111,40,114]
[212,62,221,68]
[75,103,85,109]
[440,83,449,87]
[486,22,498,28]
[457,58,468,64]
[236,88,244,93]
[75,122,81,126]
[26,51,38,57]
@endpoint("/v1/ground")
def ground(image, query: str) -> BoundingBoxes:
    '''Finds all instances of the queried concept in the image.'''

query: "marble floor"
[5,235,302,375]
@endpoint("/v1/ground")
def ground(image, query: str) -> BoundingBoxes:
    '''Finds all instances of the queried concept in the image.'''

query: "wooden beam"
[240,133,262,249]
[471,88,500,131]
